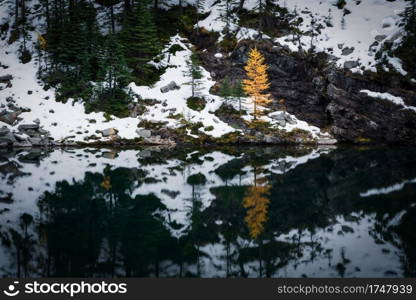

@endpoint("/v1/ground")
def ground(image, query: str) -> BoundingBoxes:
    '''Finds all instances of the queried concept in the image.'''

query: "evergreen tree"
[195,0,206,34]
[96,0,122,34]
[219,77,233,103]
[219,0,237,35]
[243,48,271,120]
[404,0,416,34]
[396,0,416,77]
[121,0,161,76]
[97,34,131,98]
[184,52,203,98]
[232,80,245,114]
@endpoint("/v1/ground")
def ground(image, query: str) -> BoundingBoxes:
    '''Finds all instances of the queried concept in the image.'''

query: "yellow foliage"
[100,176,112,191]
[243,48,272,120]
[37,32,47,50]
[243,183,270,239]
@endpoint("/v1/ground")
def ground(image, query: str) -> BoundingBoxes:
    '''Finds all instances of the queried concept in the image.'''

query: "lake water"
[0,146,415,278]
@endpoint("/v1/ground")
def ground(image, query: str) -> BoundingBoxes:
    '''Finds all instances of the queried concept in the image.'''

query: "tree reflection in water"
[0,146,415,277]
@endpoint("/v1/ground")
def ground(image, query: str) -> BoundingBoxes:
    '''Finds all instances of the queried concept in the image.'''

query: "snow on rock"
[129,35,235,138]
[360,89,416,112]
[229,96,327,139]
[274,0,408,74]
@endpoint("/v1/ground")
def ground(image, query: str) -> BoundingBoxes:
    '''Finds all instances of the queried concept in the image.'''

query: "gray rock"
[38,128,49,135]
[18,124,39,131]
[385,31,404,44]
[317,138,337,145]
[341,47,355,56]
[0,74,13,82]
[284,114,297,125]
[0,110,20,125]
[374,35,387,42]
[33,118,40,124]
[13,141,32,147]
[13,133,27,142]
[0,126,11,137]
[102,151,117,159]
[138,150,152,158]
[100,128,117,137]
[0,127,16,144]
[136,129,152,139]
[343,60,359,69]
[269,111,286,121]
[160,81,180,93]
[28,137,43,145]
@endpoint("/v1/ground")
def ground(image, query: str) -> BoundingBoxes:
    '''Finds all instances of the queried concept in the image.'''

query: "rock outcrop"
[200,39,416,144]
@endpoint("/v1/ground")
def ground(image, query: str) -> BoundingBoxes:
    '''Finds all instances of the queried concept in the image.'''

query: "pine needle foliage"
[243,48,271,120]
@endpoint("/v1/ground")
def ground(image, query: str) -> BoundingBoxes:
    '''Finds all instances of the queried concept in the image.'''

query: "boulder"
[0,127,16,144]
[0,111,20,125]
[13,133,28,142]
[136,129,152,139]
[343,60,359,69]
[100,128,117,137]
[284,114,297,125]
[374,35,387,42]
[13,142,32,147]
[269,111,286,120]
[341,47,354,56]
[0,126,11,137]
[317,138,338,145]
[160,81,180,93]
[28,137,43,145]
[18,124,39,131]
[0,74,12,82]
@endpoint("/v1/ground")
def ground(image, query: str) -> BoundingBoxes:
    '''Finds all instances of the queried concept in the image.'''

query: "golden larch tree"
[243,48,272,120]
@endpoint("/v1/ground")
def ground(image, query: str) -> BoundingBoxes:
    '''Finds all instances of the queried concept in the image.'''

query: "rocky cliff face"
[201,39,416,144]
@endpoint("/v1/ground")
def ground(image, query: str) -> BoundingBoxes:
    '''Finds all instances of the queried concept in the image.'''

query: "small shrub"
[335,0,346,9]
[20,49,32,64]
[168,43,185,55]
[218,35,237,52]
[187,97,206,111]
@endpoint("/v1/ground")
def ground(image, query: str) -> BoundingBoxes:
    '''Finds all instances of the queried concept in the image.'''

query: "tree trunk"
[15,0,19,24]
[110,5,115,34]
[238,0,245,13]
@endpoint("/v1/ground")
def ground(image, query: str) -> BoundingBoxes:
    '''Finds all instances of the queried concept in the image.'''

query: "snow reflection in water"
[0,146,415,278]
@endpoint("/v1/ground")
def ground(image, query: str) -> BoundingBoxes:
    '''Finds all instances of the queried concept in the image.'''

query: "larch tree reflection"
[243,164,271,277]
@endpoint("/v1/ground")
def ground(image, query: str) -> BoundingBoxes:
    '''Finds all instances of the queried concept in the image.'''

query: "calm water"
[0,146,415,278]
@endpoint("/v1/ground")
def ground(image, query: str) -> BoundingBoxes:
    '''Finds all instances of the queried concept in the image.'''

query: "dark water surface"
[0,146,415,278]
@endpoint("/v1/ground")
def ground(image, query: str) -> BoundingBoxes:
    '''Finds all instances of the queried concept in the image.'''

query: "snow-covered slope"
[129,35,235,138]
[0,0,411,144]
[196,0,408,74]
[274,0,408,74]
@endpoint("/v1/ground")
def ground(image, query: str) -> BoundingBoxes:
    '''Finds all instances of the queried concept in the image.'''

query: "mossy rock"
[215,131,243,144]
[138,119,168,130]
[355,136,372,144]
[187,97,206,111]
